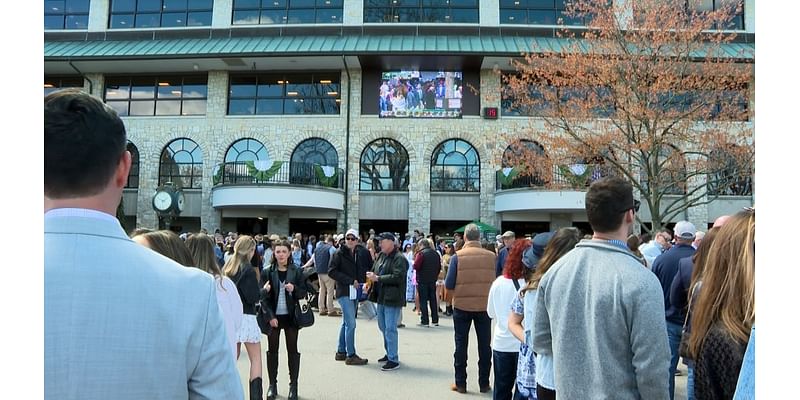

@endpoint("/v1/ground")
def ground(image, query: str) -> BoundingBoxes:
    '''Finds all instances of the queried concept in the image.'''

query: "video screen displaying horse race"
[379,71,463,118]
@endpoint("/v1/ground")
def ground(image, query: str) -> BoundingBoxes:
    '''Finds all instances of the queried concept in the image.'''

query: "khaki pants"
[318,273,336,313]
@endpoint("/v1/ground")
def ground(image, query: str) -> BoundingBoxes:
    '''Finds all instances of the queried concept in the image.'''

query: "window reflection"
[228,73,340,115]
[104,76,208,116]
[430,139,480,192]
[109,0,213,28]
[45,0,90,29]
[160,138,203,189]
[233,0,342,24]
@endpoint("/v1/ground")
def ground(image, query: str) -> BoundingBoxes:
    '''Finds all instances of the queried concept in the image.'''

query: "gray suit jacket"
[45,214,243,400]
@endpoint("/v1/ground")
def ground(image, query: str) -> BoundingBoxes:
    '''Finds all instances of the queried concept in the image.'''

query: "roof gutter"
[68,60,93,94]
[342,55,352,231]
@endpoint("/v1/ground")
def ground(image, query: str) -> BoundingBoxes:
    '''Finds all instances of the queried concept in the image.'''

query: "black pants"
[418,282,439,325]
[267,315,299,354]
[493,350,518,400]
[537,385,556,400]
[453,308,492,387]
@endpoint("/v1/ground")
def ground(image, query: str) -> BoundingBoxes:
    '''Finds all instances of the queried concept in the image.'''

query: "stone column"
[213,0,233,28]
[481,0,500,26]
[550,213,573,231]
[686,169,709,231]
[201,71,228,233]
[84,73,104,98]
[88,0,109,31]
[343,0,363,25]
[136,136,161,230]
[268,211,291,236]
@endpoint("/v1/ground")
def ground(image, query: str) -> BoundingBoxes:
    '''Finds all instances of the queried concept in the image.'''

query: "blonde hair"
[185,233,225,290]
[222,235,256,279]
[687,210,755,359]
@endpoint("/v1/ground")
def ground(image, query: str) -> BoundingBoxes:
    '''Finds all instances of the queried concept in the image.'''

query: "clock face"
[153,191,173,212]
[177,192,185,212]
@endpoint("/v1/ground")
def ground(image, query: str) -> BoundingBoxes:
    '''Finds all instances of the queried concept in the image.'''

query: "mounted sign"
[483,107,498,119]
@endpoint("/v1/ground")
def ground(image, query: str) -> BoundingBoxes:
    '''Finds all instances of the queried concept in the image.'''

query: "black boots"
[288,353,301,400]
[249,377,263,400]
[266,351,278,400]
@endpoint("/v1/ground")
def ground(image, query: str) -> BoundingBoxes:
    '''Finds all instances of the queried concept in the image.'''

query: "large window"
[109,0,213,28]
[159,138,203,189]
[499,140,547,187]
[360,138,409,191]
[44,76,84,96]
[104,76,208,116]
[707,145,753,196]
[689,0,744,30]
[291,138,338,185]
[126,141,140,188]
[228,73,341,115]
[500,0,588,25]
[45,0,90,29]
[232,0,343,24]
[431,139,479,192]
[364,0,479,23]
[225,138,269,163]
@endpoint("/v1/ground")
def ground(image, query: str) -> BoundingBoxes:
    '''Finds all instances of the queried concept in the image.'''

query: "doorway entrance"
[500,221,551,239]
[289,218,338,240]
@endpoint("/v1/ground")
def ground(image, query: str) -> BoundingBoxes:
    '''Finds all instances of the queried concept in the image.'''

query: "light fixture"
[171,90,182,95]
[278,80,285,84]
[158,82,170,86]
[327,91,338,95]
[192,63,199,71]
[287,91,298,96]
[258,217,264,220]
[315,220,328,223]
[44,83,55,88]
[320,80,332,84]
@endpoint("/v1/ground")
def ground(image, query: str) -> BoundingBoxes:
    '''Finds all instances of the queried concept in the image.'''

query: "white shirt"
[487,276,526,352]
[216,276,243,359]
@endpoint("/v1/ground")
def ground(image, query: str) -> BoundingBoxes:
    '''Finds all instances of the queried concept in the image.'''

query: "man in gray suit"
[44,89,243,400]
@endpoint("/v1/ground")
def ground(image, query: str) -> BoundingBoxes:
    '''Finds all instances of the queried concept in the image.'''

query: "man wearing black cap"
[366,232,407,371]
[532,177,670,400]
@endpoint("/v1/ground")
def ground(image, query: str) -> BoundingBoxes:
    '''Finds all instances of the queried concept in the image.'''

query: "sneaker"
[451,384,466,394]
[397,323,406,328]
[320,310,328,316]
[345,355,368,365]
[377,355,389,363]
[433,322,439,327]
[381,361,400,371]
[335,352,347,361]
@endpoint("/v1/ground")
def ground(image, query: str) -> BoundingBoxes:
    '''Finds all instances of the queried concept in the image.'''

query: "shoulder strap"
[512,278,520,291]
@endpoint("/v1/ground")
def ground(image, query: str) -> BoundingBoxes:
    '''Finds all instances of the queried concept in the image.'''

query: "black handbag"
[255,301,273,335]
[294,293,315,329]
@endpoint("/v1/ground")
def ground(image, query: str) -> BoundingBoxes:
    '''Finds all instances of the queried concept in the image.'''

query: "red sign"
[483,107,498,119]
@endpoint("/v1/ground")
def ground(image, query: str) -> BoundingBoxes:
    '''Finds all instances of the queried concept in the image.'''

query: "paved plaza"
[235,303,688,399]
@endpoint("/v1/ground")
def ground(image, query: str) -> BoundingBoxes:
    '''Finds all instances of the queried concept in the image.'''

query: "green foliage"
[246,161,283,181]
[558,165,593,188]
[313,165,339,187]
[497,167,519,188]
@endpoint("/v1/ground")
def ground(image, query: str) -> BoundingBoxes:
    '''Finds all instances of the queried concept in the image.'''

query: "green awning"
[454,220,500,234]
[44,35,754,60]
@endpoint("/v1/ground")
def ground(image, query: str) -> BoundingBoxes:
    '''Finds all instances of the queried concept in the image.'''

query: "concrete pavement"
[236,303,687,399]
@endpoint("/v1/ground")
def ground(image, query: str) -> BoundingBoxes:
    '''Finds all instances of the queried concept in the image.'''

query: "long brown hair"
[185,233,225,289]
[688,227,721,293]
[269,239,293,268]
[222,235,256,279]
[132,230,195,267]
[687,210,755,359]
[522,227,581,295]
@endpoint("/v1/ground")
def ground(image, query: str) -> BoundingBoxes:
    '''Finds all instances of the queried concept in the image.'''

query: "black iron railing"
[213,161,344,189]
[496,164,614,191]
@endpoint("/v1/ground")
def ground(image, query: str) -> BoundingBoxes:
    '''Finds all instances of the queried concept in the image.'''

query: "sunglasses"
[621,199,640,213]
[346,236,358,241]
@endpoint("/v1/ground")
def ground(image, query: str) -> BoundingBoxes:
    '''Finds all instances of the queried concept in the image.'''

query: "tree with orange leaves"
[501,0,753,232]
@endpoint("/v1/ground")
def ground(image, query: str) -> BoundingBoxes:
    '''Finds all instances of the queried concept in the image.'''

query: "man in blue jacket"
[652,220,697,399]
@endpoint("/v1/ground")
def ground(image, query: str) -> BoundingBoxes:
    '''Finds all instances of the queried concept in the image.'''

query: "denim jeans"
[453,308,492,387]
[492,350,518,400]
[418,282,439,325]
[337,296,358,357]
[687,365,695,400]
[376,304,401,362]
[667,321,683,400]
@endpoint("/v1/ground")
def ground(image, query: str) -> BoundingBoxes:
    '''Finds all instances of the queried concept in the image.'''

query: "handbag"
[678,284,697,359]
[294,293,315,329]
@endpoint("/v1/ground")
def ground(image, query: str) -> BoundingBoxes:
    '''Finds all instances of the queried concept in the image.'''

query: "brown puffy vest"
[453,241,496,312]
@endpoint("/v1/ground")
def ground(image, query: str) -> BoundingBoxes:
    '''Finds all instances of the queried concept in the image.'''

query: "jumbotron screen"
[379,71,463,118]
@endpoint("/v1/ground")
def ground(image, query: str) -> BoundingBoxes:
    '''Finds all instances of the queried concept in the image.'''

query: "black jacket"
[328,244,371,299]
[232,264,261,315]
[368,249,407,307]
[258,262,312,328]
[414,248,442,284]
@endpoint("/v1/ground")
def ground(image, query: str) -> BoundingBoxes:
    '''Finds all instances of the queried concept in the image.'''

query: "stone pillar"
[686,171,709,231]
[136,140,160,229]
[550,213,573,231]
[88,0,109,31]
[84,73,104,98]
[481,0,500,26]
[267,211,290,236]
[343,0,363,25]
[343,70,361,230]
[213,0,233,28]
[408,145,431,237]
[206,71,229,118]
[744,0,754,33]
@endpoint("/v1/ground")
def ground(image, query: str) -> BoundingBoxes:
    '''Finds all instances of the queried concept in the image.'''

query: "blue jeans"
[453,308,492,387]
[337,297,358,357]
[667,321,683,400]
[687,365,694,400]
[493,350,518,400]
[376,304,401,362]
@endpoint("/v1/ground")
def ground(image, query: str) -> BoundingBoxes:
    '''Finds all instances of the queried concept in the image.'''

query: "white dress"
[216,276,243,357]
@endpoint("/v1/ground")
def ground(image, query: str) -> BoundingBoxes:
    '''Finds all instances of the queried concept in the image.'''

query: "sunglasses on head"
[620,199,640,213]
[346,236,358,241]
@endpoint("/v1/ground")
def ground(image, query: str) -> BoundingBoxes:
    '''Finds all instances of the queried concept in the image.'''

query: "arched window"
[126,141,139,188]
[708,145,753,196]
[224,138,269,163]
[360,138,409,191]
[159,138,203,189]
[499,140,546,187]
[431,139,480,192]
[290,138,338,185]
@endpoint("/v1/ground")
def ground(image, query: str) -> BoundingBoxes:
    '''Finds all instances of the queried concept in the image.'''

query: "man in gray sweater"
[533,177,670,399]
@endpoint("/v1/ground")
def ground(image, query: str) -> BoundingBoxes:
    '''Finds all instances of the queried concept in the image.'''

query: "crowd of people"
[45,89,755,400]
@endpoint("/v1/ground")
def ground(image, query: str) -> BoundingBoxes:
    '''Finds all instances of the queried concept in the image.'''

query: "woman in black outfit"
[260,239,313,400]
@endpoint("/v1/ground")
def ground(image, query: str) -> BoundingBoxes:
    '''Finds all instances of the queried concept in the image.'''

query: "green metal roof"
[44,35,754,60]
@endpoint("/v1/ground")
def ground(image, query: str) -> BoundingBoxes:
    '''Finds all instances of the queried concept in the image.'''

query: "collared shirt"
[45,208,120,225]
[593,238,629,251]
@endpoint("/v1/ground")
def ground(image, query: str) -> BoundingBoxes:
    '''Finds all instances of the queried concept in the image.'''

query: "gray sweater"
[533,240,670,400]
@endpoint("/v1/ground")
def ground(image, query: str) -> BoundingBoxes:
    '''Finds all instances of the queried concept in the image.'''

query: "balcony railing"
[213,161,344,189]
[496,164,613,191]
